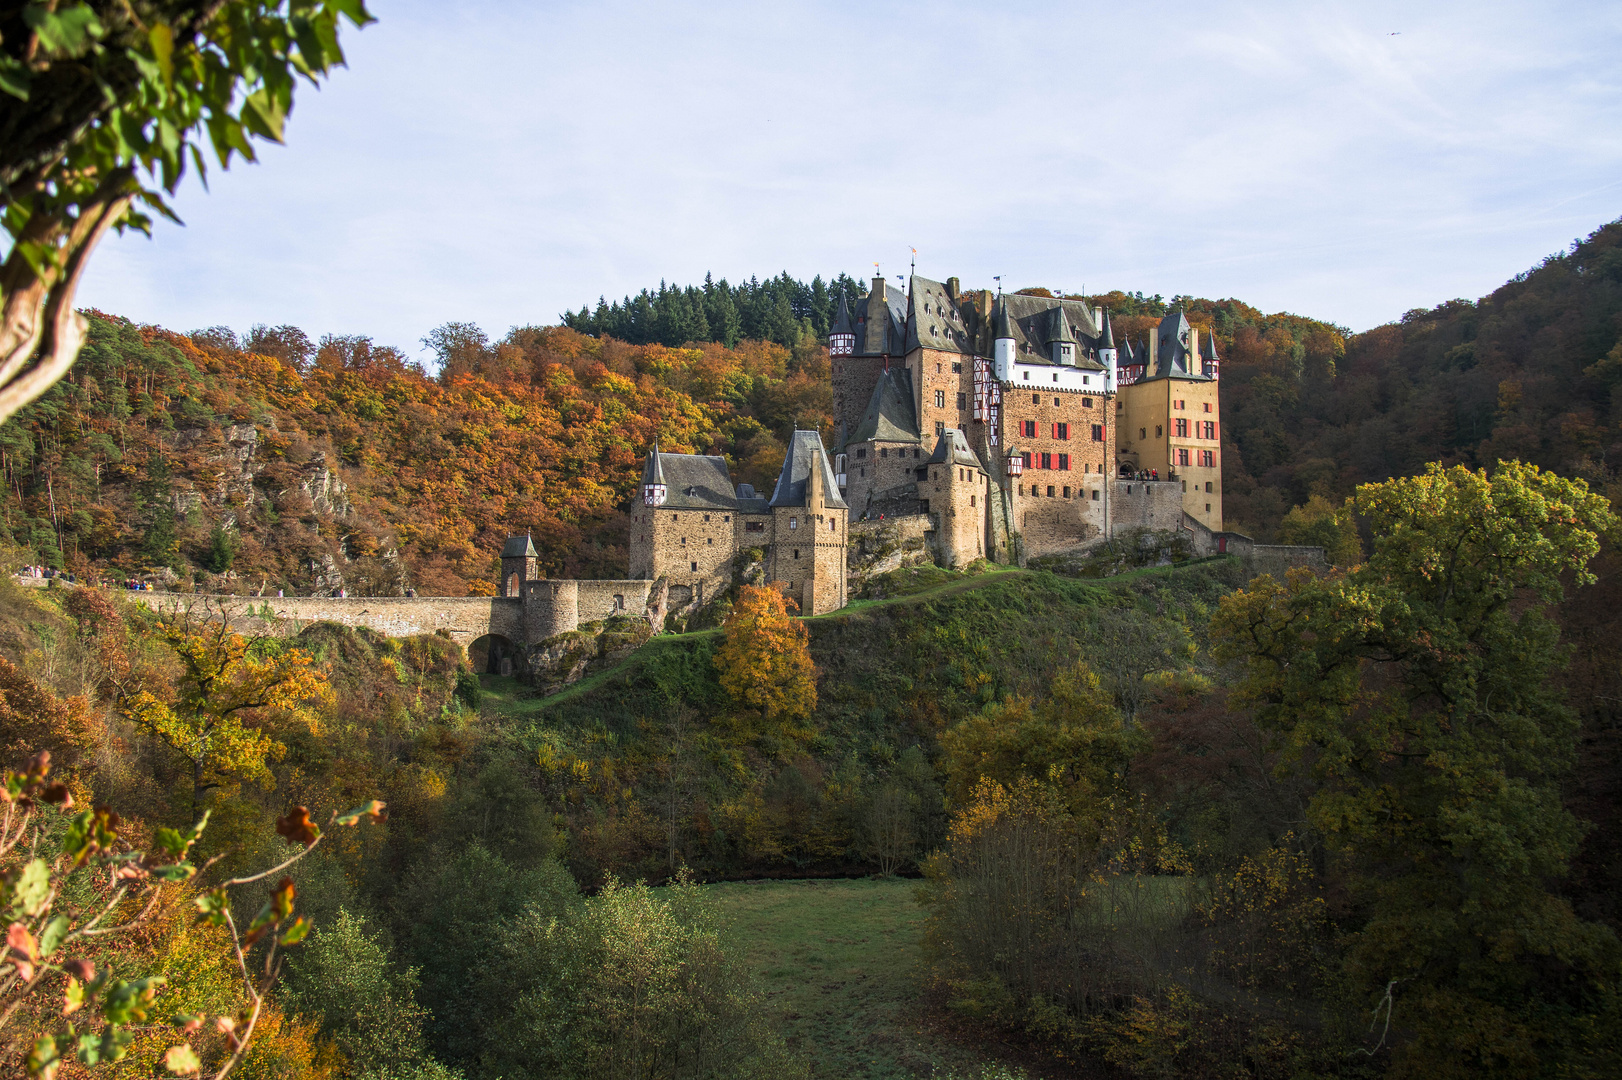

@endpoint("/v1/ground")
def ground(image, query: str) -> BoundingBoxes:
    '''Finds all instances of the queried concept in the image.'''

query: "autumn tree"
[712,586,816,746]
[0,1,374,425]
[1212,461,1620,1076]
[118,609,331,813]
[1275,494,1362,565]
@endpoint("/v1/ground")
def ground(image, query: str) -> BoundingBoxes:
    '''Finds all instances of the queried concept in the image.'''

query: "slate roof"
[1099,309,1115,349]
[1140,308,1213,383]
[855,278,908,356]
[770,430,849,510]
[831,293,854,336]
[904,275,973,355]
[640,442,666,487]
[994,293,1108,371]
[926,428,986,471]
[849,367,920,444]
[641,450,741,510]
[501,535,538,558]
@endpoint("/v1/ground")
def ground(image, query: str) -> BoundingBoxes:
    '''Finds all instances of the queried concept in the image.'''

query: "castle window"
[793,549,800,559]
[1053,397,1060,406]
[1175,419,1188,437]
[936,364,942,373]
[920,499,929,513]
[1092,424,1104,441]
[1055,422,1069,440]
[1058,453,1070,470]
[952,362,962,373]
[672,514,678,521]
[691,561,697,572]
[957,393,966,409]
[1021,452,1032,470]
[1063,486,1070,498]
[1204,402,1212,412]
[1155,426,1163,438]
[681,536,687,545]
[1047,485,1055,497]
[913,449,920,458]
[935,421,945,436]
[1177,449,1190,466]
[1017,484,1023,495]
[746,521,765,533]
[970,495,976,506]
[1031,394,1039,404]
[1139,428,1146,440]
[1205,481,1214,492]
[857,447,867,459]
[789,517,798,529]
[723,515,730,522]
[829,519,836,531]
[1052,373,1058,382]
[1091,489,1099,501]
[707,538,713,545]
[860,467,865,477]
[1021,420,1036,438]
[881,448,888,458]
[703,514,710,522]
[935,390,946,408]
[1206,503,1212,512]
[1083,398,1093,408]
[1041,453,1052,470]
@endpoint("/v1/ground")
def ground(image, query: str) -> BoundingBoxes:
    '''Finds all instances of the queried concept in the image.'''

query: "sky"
[78,0,1622,357]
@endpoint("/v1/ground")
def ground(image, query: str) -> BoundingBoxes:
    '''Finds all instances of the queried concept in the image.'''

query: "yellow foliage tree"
[119,614,332,813]
[712,586,816,745]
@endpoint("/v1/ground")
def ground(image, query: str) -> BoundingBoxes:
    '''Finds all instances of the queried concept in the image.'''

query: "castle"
[626,275,1222,613]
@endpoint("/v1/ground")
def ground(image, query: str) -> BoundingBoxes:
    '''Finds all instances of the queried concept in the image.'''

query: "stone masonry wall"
[1110,480,1186,533]
[147,594,525,647]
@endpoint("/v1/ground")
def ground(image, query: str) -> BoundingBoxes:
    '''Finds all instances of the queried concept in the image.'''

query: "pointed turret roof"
[769,431,848,509]
[992,297,1015,341]
[501,535,538,559]
[1099,309,1115,349]
[640,441,666,487]
[926,428,985,471]
[1201,331,1219,360]
[849,368,920,444]
[831,292,853,336]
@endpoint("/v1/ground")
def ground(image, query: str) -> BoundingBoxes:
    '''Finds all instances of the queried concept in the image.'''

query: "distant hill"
[1218,218,1622,536]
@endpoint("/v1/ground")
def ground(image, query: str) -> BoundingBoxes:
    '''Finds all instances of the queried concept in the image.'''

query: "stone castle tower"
[628,431,849,615]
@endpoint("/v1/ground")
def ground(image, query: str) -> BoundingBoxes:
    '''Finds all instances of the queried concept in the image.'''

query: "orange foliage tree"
[712,586,817,746]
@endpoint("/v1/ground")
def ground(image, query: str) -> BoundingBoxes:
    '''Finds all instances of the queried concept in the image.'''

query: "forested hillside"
[0,315,833,594]
[1218,218,1622,535]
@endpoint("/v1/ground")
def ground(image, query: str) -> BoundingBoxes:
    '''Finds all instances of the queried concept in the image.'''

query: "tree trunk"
[0,176,134,427]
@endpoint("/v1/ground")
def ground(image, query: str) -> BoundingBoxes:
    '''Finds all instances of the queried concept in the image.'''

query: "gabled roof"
[831,292,854,336]
[904,275,972,355]
[849,367,920,444]
[995,293,1107,371]
[926,428,985,470]
[646,452,740,510]
[770,430,849,509]
[501,535,538,558]
[1140,309,1213,383]
[1045,306,1076,344]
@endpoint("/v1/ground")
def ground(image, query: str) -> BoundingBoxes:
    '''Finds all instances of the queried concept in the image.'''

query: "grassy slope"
[525,557,1244,746]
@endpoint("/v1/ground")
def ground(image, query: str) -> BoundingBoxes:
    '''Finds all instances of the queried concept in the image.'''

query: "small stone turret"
[830,293,855,356]
[500,535,539,598]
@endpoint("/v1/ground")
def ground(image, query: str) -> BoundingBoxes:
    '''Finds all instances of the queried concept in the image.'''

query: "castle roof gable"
[501,535,538,558]
[649,452,739,510]
[998,293,1107,371]
[926,427,984,470]
[770,430,849,510]
[849,367,920,444]
[904,274,971,354]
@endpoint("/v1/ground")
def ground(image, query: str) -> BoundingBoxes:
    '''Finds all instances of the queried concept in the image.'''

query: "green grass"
[708,878,1002,1079]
